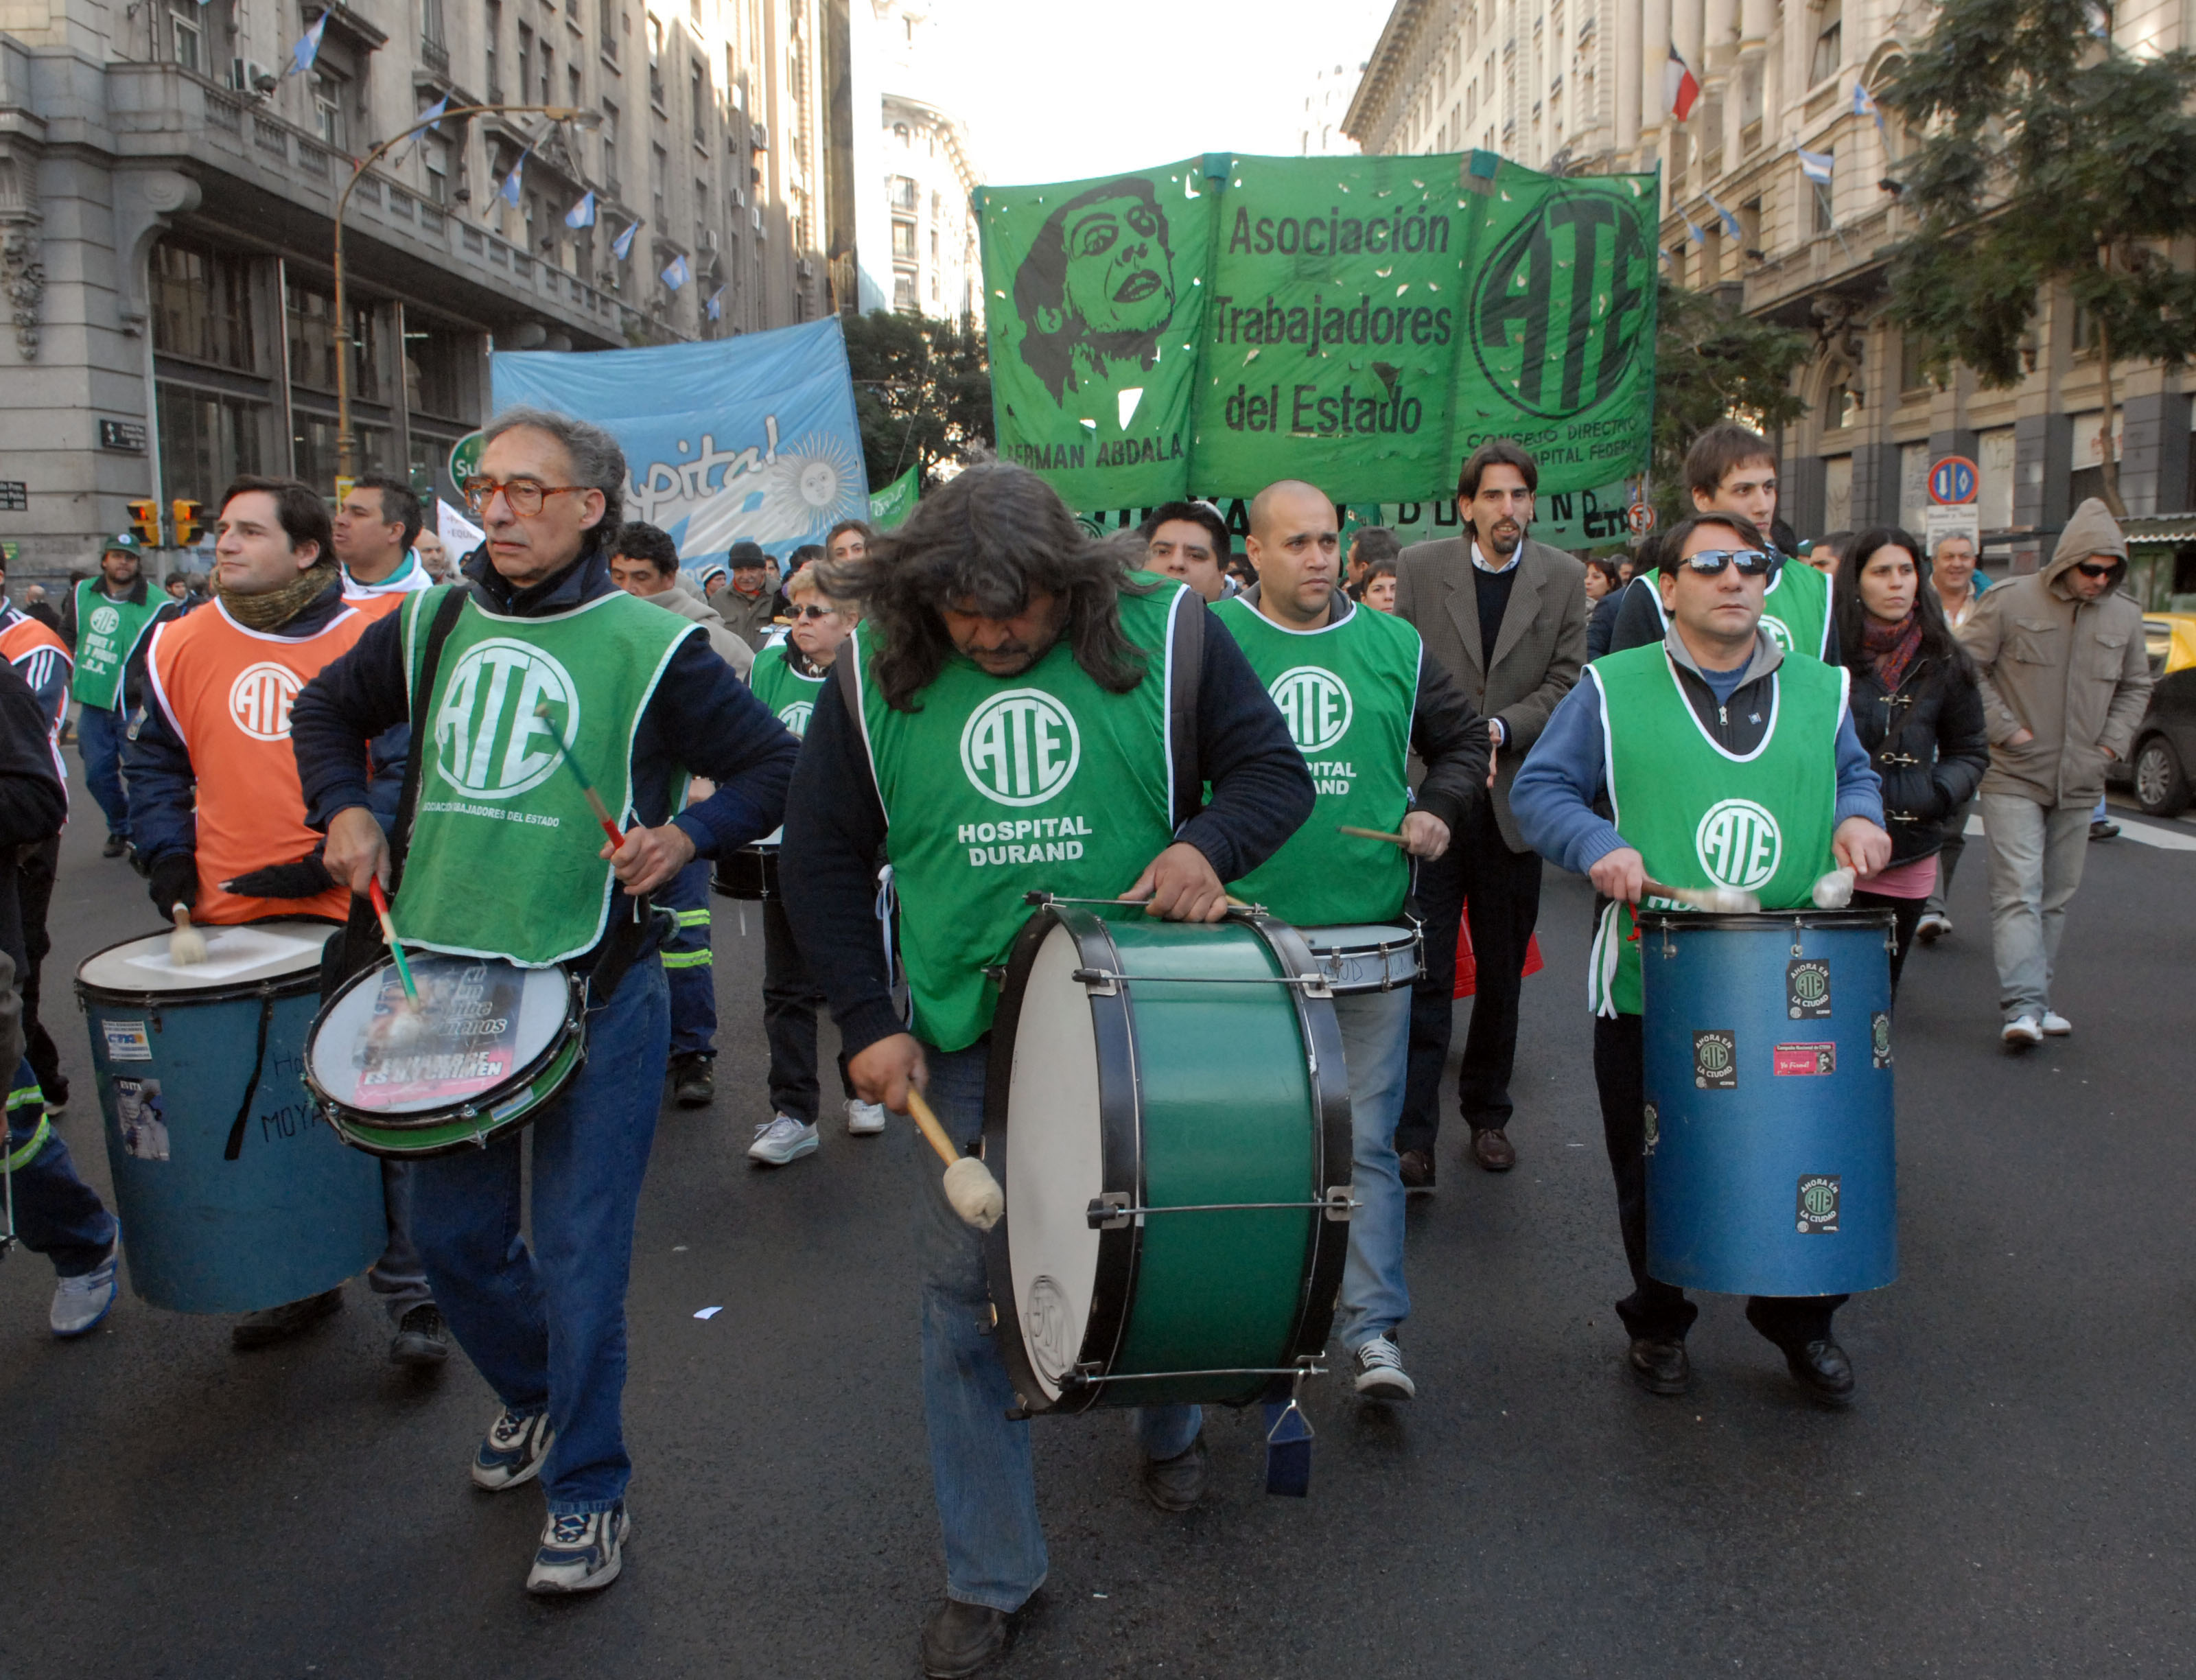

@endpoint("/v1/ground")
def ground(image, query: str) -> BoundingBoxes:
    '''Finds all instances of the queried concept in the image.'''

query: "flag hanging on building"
[565,191,596,229]
[662,253,690,290]
[612,219,641,261]
[288,12,327,76]
[1701,188,1744,241]
[1798,146,1835,185]
[1666,46,1701,121]
[499,154,526,208]
[1681,211,1707,246]
[418,93,449,131]
[705,285,725,320]
[1852,81,1886,132]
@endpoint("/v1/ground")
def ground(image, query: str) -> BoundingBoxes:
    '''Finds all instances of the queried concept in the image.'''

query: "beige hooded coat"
[637,577,755,679]
[1956,498,2153,806]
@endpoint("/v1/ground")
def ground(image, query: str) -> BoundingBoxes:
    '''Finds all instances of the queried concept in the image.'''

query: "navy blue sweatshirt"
[782,596,1317,1058]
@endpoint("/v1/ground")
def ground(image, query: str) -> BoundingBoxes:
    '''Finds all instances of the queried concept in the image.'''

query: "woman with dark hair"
[1587,546,1640,660]
[1835,526,1989,995]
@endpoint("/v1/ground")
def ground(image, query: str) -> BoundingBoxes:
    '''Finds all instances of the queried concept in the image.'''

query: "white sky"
[922,0,1386,186]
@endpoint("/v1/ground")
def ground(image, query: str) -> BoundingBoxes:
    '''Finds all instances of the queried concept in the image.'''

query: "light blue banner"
[489,316,869,567]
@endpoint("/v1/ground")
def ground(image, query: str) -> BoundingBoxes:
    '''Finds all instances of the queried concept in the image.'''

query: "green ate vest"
[857,581,1184,1051]
[1758,554,1832,660]
[71,579,161,710]
[749,643,825,737]
[393,585,697,966]
[1587,642,1845,1018]
[1212,594,1416,927]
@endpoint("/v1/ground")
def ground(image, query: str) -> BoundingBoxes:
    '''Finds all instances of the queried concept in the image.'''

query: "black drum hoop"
[1635,907,1897,934]
[301,955,587,1144]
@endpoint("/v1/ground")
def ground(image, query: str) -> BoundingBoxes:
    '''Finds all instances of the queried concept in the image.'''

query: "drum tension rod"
[1069,967,1335,999]
[1062,1362,1329,1389]
[1086,1187,1359,1230]
[1023,891,1270,916]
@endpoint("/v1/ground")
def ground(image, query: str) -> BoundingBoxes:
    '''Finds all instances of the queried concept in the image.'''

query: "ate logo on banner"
[1472,187,1653,420]
[1270,666,1353,755]
[432,640,581,800]
[777,700,814,737]
[1695,798,1783,891]
[229,662,303,742]
[961,689,1082,808]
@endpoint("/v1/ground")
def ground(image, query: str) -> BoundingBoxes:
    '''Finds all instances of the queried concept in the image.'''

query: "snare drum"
[305,953,585,1158]
[76,919,384,1313]
[1300,922,1421,993]
[711,840,780,901]
[985,900,1353,1414]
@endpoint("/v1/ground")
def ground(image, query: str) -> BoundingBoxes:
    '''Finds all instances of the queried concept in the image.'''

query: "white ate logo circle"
[228,662,301,740]
[432,639,580,800]
[89,604,120,637]
[959,688,1080,806]
[777,699,814,736]
[1270,666,1353,754]
[1760,613,1796,652]
[1695,798,1784,890]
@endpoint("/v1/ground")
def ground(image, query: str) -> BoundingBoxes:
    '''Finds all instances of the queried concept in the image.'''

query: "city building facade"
[1346,0,2195,592]
[0,0,837,582]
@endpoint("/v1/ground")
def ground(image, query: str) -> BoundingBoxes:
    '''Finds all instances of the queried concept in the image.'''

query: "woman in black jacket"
[1834,526,1990,996]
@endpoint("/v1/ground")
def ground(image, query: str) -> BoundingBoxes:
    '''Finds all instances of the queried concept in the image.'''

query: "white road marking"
[1964,813,2196,851]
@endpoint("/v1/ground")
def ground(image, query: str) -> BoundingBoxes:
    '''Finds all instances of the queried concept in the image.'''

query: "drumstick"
[366,878,420,1005]
[1338,824,1411,847]
[169,903,207,967]
[1641,877,1761,914]
[534,701,627,849]
[904,1088,1005,1230]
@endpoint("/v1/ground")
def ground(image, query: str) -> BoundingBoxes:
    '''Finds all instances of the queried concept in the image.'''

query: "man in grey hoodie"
[1957,499,2151,1047]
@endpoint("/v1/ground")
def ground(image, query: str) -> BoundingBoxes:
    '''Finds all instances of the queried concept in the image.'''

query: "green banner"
[980,153,1657,509]
[1451,161,1659,495]
[869,464,919,530]
[976,159,1219,509]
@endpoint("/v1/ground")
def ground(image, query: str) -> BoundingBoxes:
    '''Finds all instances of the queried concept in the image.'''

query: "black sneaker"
[101,832,128,859]
[231,1287,344,1350]
[920,1599,1014,1678]
[1398,1148,1436,1193]
[1139,1434,1208,1512]
[670,1053,715,1108]
[390,1303,449,1367]
[2090,819,2121,841]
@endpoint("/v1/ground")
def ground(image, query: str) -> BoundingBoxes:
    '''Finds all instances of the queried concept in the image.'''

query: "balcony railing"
[421,36,449,75]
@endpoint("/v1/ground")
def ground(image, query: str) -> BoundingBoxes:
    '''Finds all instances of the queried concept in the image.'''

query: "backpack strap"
[1167,589,1205,832]
[389,583,475,891]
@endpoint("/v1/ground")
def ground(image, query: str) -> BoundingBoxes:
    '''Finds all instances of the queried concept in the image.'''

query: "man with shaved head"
[1217,480,1489,1401]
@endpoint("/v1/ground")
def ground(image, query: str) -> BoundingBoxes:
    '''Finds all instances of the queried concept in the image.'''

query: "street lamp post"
[333,102,602,485]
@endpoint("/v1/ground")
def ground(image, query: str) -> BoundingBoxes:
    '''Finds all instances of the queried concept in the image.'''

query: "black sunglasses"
[1675,547,1774,578]
[2072,560,2122,580]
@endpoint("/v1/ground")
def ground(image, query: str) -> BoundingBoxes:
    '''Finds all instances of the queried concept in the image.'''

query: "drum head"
[308,955,572,1115]
[78,919,331,994]
[1003,920,1106,1403]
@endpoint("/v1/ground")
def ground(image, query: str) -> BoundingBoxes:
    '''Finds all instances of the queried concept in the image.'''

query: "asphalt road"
[4,798,2193,1679]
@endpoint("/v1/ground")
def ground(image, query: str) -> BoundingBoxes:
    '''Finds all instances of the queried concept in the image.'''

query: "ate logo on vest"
[1695,797,1783,890]
[229,662,303,741]
[1760,613,1796,653]
[89,604,120,638]
[432,638,581,800]
[777,700,814,736]
[959,688,1081,807]
[1270,666,1354,754]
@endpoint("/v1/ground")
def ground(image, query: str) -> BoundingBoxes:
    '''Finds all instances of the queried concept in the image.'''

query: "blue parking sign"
[1929,456,1978,505]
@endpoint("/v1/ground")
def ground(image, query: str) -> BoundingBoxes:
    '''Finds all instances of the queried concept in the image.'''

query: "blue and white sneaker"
[526,1504,631,1594]
[50,1225,120,1338]
[471,1406,554,1491]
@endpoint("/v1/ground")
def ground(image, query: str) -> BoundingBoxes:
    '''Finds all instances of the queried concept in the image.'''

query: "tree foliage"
[1884,0,2196,512]
[1649,277,1811,528]
[839,310,995,492]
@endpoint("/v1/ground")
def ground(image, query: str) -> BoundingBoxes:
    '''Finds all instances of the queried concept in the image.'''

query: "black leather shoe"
[920,1599,1012,1679]
[1139,1433,1208,1513]
[101,832,128,859]
[232,1287,344,1350]
[2090,819,2121,841]
[1781,1338,1856,1408]
[1626,1335,1690,1396]
[389,1303,449,1367]
[1471,1127,1517,1171]
[669,1053,714,1108]
[1398,1148,1436,1193]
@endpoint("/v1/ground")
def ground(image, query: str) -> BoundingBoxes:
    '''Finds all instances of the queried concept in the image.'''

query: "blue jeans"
[659,859,716,1060]
[6,1058,115,1275]
[76,704,129,840]
[918,1041,1202,1612]
[366,1160,433,1326]
[409,959,668,1514]
[1332,985,1413,1349]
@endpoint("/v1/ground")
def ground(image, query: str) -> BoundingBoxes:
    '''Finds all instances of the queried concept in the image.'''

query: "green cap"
[102,533,144,554]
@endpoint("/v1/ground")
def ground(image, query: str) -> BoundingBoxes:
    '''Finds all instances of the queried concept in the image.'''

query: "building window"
[485,1,502,102]
[601,101,620,194]
[692,59,707,144]
[312,72,347,150]
[170,8,204,73]
[423,135,451,203]
[652,141,667,226]
[889,175,916,211]
[1810,0,1843,86]
[893,271,915,312]
[891,219,916,258]
[420,0,447,72]
[1825,379,1861,430]
[1899,331,1935,393]
[285,278,341,393]
[152,239,257,371]
[406,322,477,421]
[602,0,618,61]
[648,14,664,106]
[158,385,267,510]
[517,24,533,110]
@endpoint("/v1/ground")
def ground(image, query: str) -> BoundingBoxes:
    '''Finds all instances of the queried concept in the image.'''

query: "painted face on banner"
[1059,194,1175,338]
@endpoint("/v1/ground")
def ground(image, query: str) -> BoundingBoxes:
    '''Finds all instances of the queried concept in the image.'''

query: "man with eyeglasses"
[1956,498,2151,1049]
[1511,511,1891,1407]
[291,408,799,1596]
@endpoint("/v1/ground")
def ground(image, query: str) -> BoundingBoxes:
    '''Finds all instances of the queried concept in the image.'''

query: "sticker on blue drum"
[1774,1042,1835,1076]
[1786,958,1832,1019]
[103,1019,152,1062]
[1642,1101,1659,1155]
[1797,1174,1841,1234]
[1694,1029,1737,1089]
[1871,1011,1893,1069]
[113,1076,169,1160]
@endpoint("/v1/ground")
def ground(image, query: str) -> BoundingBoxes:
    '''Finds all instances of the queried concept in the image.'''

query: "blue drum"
[1639,908,1897,1298]
[76,920,386,1314]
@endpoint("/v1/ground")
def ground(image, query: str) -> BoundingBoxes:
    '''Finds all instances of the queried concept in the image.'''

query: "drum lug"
[1086,1191,1133,1230]
[1323,1185,1357,1222]
[1069,966,1120,996]
[1299,972,1333,999]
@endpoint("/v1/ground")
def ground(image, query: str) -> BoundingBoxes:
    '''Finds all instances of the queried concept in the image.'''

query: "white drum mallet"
[904,1088,1005,1230]
[1811,867,1858,909]
[169,904,208,966]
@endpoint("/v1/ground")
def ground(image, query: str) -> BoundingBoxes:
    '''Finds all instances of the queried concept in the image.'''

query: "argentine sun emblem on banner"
[489,316,870,565]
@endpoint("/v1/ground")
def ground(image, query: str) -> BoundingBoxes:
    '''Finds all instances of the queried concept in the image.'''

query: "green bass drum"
[984,898,1353,1414]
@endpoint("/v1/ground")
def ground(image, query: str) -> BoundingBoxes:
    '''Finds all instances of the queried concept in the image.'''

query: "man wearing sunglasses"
[1512,511,1891,1408]
[1956,498,2151,1049]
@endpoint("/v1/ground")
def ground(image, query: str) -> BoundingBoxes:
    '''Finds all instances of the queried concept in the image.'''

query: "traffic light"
[170,498,205,547]
[126,498,163,547]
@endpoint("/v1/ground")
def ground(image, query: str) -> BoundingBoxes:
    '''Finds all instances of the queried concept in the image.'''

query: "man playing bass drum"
[782,464,1311,1679]
[1215,480,1488,1403]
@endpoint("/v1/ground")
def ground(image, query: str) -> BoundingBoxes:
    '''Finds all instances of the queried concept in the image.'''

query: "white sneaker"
[526,1504,630,1594]
[471,1405,554,1491]
[50,1227,121,1338]
[1915,911,1952,943]
[2002,1015,2044,1047]
[747,1114,819,1165]
[846,1098,888,1136]
[1351,1333,1416,1401]
[2042,1011,2072,1036]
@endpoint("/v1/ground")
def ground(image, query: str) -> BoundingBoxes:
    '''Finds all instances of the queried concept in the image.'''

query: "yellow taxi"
[2142,612,2196,677]
[2129,614,2196,815]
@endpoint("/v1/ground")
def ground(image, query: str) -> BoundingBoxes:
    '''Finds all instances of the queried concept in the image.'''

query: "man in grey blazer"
[1393,441,1587,1183]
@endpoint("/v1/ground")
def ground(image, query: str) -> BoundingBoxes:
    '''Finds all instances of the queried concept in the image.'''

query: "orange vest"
[0,609,73,777]
[143,600,373,925]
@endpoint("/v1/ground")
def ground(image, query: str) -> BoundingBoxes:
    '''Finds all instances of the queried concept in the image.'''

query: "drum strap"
[1167,595,1204,832]
[220,990,276,1162]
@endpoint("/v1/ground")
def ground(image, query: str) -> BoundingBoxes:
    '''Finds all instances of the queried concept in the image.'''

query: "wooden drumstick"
[1338,824,1411,848]
[1640,876,1761,914]
[904,1088,1004,1230]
